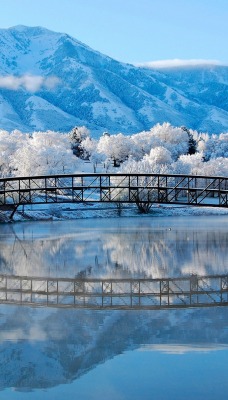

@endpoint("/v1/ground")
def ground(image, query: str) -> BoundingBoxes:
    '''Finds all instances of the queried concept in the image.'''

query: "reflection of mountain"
[0,217,228,391]
[0,305,228,390]
[0,217,227,278]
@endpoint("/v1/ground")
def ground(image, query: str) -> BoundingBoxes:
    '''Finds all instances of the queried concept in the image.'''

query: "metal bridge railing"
[0,173,227,210]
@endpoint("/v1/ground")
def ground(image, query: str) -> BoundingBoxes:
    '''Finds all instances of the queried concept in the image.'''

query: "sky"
[0,0,227,66]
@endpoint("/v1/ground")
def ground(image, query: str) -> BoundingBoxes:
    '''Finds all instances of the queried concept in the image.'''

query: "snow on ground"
[7,201,228,224]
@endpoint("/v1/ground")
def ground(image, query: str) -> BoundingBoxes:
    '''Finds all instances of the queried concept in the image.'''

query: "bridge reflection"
[1,273,228,310]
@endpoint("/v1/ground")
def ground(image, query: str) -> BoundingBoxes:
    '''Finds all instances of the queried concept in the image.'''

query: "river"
[0,215,228,399]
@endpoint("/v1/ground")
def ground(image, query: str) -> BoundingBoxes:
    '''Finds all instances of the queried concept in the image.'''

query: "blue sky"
[0,0,227,65]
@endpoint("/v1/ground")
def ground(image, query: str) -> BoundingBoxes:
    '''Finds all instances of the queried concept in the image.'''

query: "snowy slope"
[0,26,227,135]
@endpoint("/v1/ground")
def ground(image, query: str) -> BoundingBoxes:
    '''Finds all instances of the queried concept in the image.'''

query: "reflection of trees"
[0,224,108,277]
[102,228,228,278]
[0,220,227,278]
[0,306,228,390]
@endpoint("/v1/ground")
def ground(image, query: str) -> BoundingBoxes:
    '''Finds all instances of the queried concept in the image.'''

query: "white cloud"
[0,74,60,92]
[136,59,223,69]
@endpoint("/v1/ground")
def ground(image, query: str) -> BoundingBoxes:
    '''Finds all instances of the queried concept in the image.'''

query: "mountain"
[142,64,228,133]
[0,25,227,135]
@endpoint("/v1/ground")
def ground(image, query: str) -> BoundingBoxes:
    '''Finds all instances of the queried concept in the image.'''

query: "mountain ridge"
[0,25,227,135]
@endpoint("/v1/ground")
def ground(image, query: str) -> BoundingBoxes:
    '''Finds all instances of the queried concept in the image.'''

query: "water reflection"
[0,216,228,398]
[0,305,228,392]
[0,216,227,278]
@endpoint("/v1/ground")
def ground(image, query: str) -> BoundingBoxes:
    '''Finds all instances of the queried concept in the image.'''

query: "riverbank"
[1,201,228,223]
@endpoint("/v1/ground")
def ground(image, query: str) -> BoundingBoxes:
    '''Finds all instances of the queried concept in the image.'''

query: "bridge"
[0,173,227,217]
[0,273,228,310]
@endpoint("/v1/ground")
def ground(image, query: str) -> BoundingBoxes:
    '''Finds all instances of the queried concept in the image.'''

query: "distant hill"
[0,25,227,135]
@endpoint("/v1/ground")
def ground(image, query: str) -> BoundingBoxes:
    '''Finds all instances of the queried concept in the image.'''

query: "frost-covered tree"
[120,153,171,175]
[97,133,134,167]
[150,123,189,160]
[174,153,204,175]
[181,126,197,155]
[119,154,171,213]
[144,146,173,166]
[130,130,162,160]
[11,131,78,176]
[0,130,27,177]
[69,126,90,144]
[69,126,90,158]
[203,133,228,161]
[199,157,228,177]
[128,123,190,161]
[1,123,227,181]
[31,130,70,148]
[172,153,228,178]
[80,137,104,172]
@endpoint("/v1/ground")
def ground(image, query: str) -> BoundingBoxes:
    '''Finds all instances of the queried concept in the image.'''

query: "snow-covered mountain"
[0,25,227,135]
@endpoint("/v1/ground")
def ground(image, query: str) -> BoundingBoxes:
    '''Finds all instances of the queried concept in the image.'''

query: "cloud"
[136,59,224,69]
[0,74,60,92]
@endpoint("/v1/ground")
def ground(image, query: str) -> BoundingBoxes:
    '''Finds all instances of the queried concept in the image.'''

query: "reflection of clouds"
[75,243,87,256]
[103,230,175,277]
[102,229,228,278]
[0,219,227,279]
[138,344,228,354]
[0,325,48,343]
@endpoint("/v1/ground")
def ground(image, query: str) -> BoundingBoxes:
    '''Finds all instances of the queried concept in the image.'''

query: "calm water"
[0,215,228,399]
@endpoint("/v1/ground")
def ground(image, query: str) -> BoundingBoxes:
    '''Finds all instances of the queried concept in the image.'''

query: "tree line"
[0,123,227,178]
